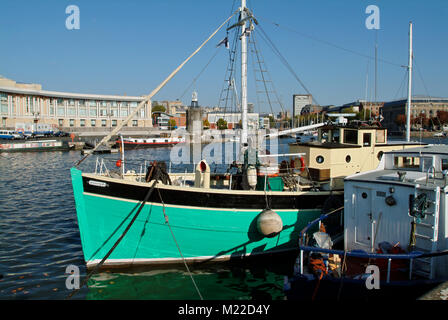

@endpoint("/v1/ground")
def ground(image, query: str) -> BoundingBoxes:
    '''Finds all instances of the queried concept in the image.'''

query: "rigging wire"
[258,16,403,69]
[255,25,320,106]
[249,32,286,116]
[178,47,222,101]
[393,69,409,101]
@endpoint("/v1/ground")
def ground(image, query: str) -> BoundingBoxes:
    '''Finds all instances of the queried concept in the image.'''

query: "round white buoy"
[257,209,283,238]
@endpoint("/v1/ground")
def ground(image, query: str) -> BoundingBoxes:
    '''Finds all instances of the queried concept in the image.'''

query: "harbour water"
[0,136,445,300]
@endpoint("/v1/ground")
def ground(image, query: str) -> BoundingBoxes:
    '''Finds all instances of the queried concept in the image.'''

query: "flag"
[216,36,229,49]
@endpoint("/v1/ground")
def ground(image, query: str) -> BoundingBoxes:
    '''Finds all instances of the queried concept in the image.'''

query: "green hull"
[71,168,322,269]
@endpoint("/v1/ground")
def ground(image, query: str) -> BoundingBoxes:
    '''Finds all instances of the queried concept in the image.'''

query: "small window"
[363,133,371,146]
[316,155,324,164]
[101,120,107,127]
[393,156,420,169]
[442,159,448,171]
[343,130,358,144]
[91,119,96,127]
[375,130,385,144]
[69,119,75,127]
[346,155,351,163]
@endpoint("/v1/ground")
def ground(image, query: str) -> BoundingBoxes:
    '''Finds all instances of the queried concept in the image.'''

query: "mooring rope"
[66,169,159,299]
[156,187,204,300]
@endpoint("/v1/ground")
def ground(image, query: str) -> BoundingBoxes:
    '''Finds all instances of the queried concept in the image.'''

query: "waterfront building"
[382,96,448,132]
[0,76,152,131]
[293,94,312,126]
[207,112,259,130]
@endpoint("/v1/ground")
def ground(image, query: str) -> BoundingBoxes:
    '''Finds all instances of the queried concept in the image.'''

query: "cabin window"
[316,155,324,164]
[376,130,386,143]
[393,156,420,169]
[346,155,351,163]
[343,130,358,144]
[363,133,371,146]
[332,129,340,143]
[442,159,448,171]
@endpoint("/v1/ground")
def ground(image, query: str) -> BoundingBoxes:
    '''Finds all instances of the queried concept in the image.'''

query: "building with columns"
[0,76,152,131]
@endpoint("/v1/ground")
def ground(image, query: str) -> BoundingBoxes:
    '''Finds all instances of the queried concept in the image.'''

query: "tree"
[437,110,448,124]
[216,118,228,130]
[168,119,177,130]
[394,114,406,130]
[152,105,166,113]
[203,119,210,129]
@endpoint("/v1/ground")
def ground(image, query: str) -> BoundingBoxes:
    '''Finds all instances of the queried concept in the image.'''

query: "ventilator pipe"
[194,160,210,188]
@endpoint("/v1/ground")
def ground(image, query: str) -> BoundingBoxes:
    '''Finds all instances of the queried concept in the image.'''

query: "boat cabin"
[344,145,448,280]
[289,123,426,190]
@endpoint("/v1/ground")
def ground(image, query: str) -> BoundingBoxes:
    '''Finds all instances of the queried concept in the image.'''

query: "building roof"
[0,76,144,101]
[383,96,448,107]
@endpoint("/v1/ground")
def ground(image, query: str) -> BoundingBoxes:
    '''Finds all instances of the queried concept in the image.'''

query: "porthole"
[346,155,351,163]
[377,151,384,161]
[362,192,368,199]
[316,155,324,164]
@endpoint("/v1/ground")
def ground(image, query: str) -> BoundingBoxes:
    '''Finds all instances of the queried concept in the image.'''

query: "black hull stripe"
[82,177,334,210]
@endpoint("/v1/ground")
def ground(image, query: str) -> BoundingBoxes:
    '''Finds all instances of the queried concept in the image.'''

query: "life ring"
[299,156,306,172]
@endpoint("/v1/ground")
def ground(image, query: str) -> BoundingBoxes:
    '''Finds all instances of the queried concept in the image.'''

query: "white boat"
[285,144,448,300]
[116,135,186,149]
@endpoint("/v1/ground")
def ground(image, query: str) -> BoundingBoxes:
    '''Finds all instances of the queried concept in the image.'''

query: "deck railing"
[298,207,448,282]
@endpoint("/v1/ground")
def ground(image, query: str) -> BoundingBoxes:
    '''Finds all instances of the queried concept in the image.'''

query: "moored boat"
[116,135,185,149]
[285,145,448,300]
[0,139,72,152]
[70,0,344,271]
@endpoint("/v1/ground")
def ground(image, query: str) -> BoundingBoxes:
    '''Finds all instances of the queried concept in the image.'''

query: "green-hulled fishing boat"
[70,0,341,270]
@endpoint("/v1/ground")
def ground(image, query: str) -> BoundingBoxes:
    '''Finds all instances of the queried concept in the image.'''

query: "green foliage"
[152,105,166,113]
[216,118,228,130]
[168,119,177,130]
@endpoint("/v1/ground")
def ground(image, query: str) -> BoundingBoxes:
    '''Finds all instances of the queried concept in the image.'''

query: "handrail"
[298,204,448,282]
[299,205,343,246]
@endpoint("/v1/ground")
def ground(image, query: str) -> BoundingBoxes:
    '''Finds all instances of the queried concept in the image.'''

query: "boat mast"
[240,0,248,147]
[406,21,413,142]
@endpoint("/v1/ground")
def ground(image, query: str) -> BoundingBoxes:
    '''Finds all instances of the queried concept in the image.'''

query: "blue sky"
[0,0,447,113]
